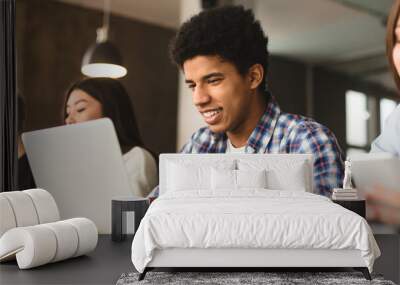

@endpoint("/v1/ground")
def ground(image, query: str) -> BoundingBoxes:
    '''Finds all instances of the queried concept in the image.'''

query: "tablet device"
[350,153,400,197]
[22,118,132,234]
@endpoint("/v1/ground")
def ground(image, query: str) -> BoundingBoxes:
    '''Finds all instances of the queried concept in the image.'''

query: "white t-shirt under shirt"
[226,139,246,153]
[122,146,158,197]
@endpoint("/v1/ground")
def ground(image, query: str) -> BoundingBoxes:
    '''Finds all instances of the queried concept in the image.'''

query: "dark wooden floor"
[0,234,399,284]
[0,236,134,285]
[373,234,400,284]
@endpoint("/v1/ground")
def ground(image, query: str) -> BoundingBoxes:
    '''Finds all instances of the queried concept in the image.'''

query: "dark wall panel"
[16,0,178,154]
[313,68,347,149]
[267,57,398,154]
[313,67,397,152]
[268,56,307,116]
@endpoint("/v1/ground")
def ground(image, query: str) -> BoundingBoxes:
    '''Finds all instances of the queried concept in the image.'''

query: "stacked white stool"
[0,189,98,269]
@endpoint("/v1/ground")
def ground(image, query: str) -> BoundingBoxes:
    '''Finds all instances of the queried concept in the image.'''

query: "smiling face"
[65,89,103,124]
[183,55,265,141]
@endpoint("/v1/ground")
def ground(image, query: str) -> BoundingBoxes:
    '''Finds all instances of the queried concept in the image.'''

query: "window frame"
[345,89,399,155]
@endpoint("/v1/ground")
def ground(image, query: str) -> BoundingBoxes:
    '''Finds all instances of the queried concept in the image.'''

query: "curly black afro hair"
[170,5,269,93]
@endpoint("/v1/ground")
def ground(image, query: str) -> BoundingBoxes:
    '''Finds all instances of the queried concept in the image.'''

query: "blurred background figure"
[367,0,400,226]
[17,95,36,190]
[63,77,158,198]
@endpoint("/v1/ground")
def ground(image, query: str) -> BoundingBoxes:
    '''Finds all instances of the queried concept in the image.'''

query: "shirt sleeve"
[289,123,344,197]
[180,140,194,153]
[370,104,400,156]
[123,147,158,197]
[179,127,210,153]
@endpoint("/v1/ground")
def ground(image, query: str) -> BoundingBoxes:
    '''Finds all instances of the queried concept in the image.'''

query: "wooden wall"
[16,0,179,154]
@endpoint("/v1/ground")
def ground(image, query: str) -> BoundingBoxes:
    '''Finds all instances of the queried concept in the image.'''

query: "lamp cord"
[103,0,111,30]
[98,0,111,42]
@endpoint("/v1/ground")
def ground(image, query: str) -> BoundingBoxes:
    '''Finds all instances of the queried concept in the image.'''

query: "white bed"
[131,154,380,280]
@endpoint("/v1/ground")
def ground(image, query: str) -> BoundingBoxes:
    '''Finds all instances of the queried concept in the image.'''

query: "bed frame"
[139,248,371,280]
[138,154,372,281]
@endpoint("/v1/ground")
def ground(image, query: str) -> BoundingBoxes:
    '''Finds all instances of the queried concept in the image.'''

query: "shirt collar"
[207,96,281,153]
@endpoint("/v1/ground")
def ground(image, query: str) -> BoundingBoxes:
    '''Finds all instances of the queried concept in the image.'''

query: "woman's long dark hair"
[63,78,148,155]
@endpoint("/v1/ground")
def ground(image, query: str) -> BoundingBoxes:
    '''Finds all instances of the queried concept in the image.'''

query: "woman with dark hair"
[367,0,400,225]
[63,77,158,198]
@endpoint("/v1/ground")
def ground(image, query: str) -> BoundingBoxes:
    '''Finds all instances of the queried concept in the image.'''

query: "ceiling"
[251,0,394,90]
[60,0,396,90]
[60,0,181,29]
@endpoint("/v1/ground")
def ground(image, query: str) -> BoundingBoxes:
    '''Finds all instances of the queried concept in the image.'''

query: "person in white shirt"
[63,77,158,197]
[367,0,400,225]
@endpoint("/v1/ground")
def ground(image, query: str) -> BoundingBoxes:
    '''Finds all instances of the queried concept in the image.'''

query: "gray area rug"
[116,272,396,285]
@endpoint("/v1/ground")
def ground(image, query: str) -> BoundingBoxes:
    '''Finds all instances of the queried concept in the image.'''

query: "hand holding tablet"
[351,153,400,225]
[365,186,400,225]
[350,153,400,194]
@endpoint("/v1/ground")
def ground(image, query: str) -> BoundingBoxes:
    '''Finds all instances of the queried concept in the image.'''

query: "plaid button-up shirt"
[180,98,344,196]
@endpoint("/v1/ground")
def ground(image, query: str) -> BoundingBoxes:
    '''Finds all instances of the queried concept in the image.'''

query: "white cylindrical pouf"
[65,218,98,257]
[1,192,39,227]
[24,189,60,224]
[0,196,17,237]
[42,221,79,262]
[0,226,57,269]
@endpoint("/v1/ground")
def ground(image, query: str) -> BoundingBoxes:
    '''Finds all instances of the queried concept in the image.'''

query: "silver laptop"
[22,118,132,234]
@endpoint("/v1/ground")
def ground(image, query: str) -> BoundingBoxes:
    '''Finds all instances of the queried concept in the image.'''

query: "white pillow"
[167,163,210,191]
[237,169,267,189]
[266,167,307,191]
[238,159,309,191]
[166,159,235,192]
[211,168,236,190]
[211,169,267,190]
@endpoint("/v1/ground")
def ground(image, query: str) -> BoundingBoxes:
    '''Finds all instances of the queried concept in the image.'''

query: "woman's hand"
[366,185,400,225]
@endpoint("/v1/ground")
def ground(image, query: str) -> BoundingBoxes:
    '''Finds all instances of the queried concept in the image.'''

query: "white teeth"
[203,109,221,118]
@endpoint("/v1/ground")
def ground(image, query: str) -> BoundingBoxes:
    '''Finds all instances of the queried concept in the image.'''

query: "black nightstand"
[332,199,366,218]
[111,197,149,242]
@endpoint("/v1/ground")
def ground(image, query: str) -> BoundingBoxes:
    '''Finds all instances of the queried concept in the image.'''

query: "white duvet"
[131,190,380,273]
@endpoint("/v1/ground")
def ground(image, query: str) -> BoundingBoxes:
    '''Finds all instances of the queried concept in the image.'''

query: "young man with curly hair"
[169,5,344,197]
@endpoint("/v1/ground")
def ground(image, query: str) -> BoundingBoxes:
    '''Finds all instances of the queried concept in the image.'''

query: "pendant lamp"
[81,0,127,78]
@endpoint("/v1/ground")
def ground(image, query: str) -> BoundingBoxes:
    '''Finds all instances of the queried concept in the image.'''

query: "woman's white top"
[371,104,400,156]
[122,146,158,198]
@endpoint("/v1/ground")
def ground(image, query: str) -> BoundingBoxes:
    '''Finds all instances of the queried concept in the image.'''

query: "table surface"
[0,235,134,285]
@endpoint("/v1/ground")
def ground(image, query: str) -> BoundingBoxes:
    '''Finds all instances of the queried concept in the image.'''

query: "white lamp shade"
[81,63,127,78]
[81,40,127,78]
